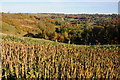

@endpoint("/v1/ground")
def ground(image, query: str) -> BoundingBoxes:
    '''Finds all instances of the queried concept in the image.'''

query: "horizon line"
[0,12,118,15]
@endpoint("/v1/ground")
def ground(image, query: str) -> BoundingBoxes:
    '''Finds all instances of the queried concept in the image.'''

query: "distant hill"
[0,13,119,45]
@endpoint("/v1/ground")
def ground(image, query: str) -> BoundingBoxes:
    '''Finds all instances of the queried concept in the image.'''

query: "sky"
[0,0,119,14]
[0,0,120,2]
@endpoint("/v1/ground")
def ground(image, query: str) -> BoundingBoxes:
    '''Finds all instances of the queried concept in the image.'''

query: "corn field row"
[1,41,120,79]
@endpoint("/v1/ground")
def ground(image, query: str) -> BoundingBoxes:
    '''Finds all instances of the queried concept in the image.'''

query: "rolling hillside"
[0,12,120,79]
[1,13,119,45]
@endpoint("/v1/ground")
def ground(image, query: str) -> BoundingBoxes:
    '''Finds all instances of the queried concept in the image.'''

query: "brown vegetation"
[1,40,120,79]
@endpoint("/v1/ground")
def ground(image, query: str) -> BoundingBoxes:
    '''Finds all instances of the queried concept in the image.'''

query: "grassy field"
[0,34,120,79]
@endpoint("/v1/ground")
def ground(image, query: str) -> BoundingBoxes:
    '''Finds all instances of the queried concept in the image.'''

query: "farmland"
[1,35,120,79]
[0,13,120,79]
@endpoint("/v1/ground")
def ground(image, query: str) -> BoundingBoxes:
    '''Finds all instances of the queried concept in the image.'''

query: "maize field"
[0,35,120,79]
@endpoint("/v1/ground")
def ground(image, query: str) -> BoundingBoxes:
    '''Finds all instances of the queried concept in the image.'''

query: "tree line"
[2,13,119,45]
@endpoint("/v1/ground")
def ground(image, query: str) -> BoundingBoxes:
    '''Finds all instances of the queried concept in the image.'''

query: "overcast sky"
[0,0,119,14]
